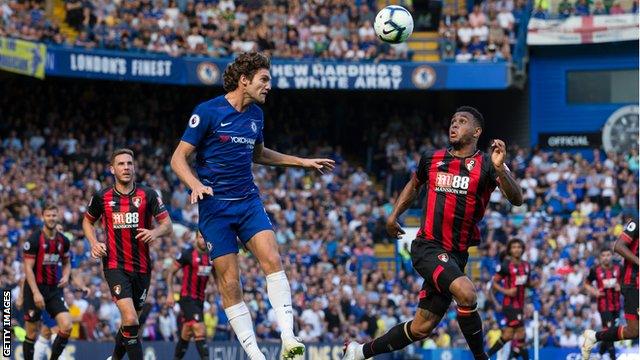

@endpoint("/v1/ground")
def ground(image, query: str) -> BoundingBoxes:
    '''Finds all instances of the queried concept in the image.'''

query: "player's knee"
[450,278,477,306]
[121,313,139,326]
[58,319,72,334]
[218,278,242,298]
[260,253,283,274]
[25,326,38,339]
[454,288,477,307]
[625,322,639,338]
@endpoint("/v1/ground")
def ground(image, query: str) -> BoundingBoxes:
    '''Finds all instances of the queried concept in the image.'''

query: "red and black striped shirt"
[85,183,169,274]
[414,149,499,252]
[495,259,531,309]
[587,264,621,313]
[23,230,70,286]
[620,219,639,289]
[176,247,211,302]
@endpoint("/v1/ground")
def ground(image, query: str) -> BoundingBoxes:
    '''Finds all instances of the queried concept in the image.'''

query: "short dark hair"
[600,246,612,254]
[110,148,134,164]
[455,106,484,128]
[223,52,271,92]
[43,203,58,212]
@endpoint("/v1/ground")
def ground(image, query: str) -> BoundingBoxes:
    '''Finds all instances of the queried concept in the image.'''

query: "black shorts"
[411,239,468,317]
[104,269,151,311]
[180,297,205,324]
[23,284,68,322]
[503,306,524,328]
[622,286,639,321]
[599,311,619,329]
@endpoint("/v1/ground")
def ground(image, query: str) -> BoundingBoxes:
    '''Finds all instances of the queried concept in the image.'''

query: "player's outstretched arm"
[252,143,335,174]
[386,176,421,238]
[171,141,213,203]
[491,139,524,206]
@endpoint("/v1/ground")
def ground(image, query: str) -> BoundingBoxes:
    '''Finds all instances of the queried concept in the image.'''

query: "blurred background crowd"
[0,0,414,61]
[0,77,637,353]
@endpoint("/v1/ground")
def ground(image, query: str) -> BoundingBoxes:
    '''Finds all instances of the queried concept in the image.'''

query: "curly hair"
[222,52,271,92]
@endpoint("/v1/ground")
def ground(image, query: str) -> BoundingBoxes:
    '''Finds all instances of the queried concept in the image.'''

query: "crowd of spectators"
[438,0,524,62]
[0,0,412,61]
[535,0,638,19]
[1,77,638,355]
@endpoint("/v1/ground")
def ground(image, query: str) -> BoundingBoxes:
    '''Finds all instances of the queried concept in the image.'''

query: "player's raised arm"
[171,141,213,204]
[490,139,523,206]
[252,143,335,174]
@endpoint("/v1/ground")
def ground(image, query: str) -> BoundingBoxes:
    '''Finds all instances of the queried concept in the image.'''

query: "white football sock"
[225,302,265,360]
[34,335,50,360]
[266,270,295,340]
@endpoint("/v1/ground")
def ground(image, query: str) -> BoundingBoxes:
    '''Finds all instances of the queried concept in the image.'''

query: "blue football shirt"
[181,95,264,199]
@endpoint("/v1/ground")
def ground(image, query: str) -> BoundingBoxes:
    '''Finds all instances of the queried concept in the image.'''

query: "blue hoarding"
[44,45,510,90]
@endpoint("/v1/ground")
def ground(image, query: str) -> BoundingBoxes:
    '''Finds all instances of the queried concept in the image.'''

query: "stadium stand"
[1,76,637,353]
[0,0,414,61]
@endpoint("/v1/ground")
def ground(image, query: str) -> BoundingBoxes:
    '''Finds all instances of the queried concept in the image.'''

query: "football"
[373,5,414,44]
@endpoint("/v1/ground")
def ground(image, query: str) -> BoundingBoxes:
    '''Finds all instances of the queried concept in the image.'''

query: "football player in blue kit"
[171,52,335,360]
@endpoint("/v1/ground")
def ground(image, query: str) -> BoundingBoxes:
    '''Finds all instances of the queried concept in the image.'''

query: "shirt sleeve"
[61,235,72,260]
[181,104,212,147]
[494,260,510,279]
[621,219,638,244]
[23,233,39,259]
[85,192,104,223]
[414,152,432,186]
[586,267,597,283]
[147,189,169,221]
[175,248,191,266]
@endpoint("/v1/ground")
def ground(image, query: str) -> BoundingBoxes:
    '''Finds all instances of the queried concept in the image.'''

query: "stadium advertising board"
[538,132,602,149]
[0,37,45,79]
[44,45,509,89]
[528,14,639,45]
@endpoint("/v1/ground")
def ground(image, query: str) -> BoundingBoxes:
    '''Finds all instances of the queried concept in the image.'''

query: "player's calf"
[451,278,487,360]
[49,312,72,360]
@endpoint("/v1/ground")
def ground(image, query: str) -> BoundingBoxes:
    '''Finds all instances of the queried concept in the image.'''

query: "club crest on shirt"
[438,253,449,262]
[113,285,121,295]
[251,121,257,133]
[626,221,637,232]
[23,242,30,251]
[465,158,475,171]
[132,196,142,208]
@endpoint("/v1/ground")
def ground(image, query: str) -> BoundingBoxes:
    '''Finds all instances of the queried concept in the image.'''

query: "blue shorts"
[198,194,273,260]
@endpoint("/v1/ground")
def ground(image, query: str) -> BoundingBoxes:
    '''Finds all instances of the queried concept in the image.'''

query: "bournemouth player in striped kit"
[166,232,212,359]
[22,204,72,360]
[582,217,639,359]
[488,238,536,359]
[83,148,173,360]
[343,106,523,360]
[584,247,621,360]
